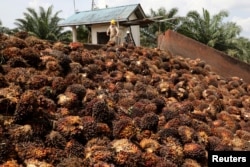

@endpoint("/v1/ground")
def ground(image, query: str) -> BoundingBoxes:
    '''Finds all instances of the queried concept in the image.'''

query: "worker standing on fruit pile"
[125,30,133,45]
[106,19,119,44]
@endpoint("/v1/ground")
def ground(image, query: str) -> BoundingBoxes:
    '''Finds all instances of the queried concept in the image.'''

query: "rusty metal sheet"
[158,30,250,83]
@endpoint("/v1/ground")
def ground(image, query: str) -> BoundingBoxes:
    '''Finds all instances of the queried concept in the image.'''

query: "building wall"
[90,11,141,46]
[129,25,140,46]
[91,24,140,46]
[91,24,107,44]
[128,13,140,46]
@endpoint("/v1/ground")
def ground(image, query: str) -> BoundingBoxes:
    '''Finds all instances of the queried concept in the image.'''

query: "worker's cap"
[126,30,130,33]
[110,19,116,24]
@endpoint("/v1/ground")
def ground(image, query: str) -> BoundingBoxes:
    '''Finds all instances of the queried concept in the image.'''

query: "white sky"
[1,0,250,39]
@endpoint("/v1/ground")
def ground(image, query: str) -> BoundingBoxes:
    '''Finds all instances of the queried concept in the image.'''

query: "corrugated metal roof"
[59,4,146,27]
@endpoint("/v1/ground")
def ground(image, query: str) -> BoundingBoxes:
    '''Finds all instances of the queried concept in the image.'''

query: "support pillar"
[71,25,77,42]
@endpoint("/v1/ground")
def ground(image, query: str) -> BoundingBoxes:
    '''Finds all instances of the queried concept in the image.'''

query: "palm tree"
[177,9,241,51]
[226,36,250,63]
[177,9,231,47]
[77,25,90,43]
[177,8,250,63]
[141,7,180,47]
[15,5,66,41]
[0,20,2,33]
[148,7,180,34]
[0,19,12,34]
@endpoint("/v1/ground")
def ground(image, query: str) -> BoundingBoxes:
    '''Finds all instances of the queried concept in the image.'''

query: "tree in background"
[15,5,69,41]
[141,7,250,63]
[177,8,250,63]
[177,9,231,48]
[141,7,180,47]
[148,7,180,34]
[0,19,12,34]
[227,36,250,63]
[77,25,90,43]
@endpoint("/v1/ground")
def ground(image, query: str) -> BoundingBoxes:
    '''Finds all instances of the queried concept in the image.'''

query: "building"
[59,4,149,46]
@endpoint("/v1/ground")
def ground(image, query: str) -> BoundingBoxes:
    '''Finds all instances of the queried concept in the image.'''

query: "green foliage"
[14,5,65,41]
[140,7,250,63]
[226,36,250,63]
[141,7,180,47]
[0,19,12,34]
[77,25,90,43]
[149,7,180,33]
[176,8,250,63]
[58,30,72,43]
[177,9,230,47]
[140,28,157,48]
